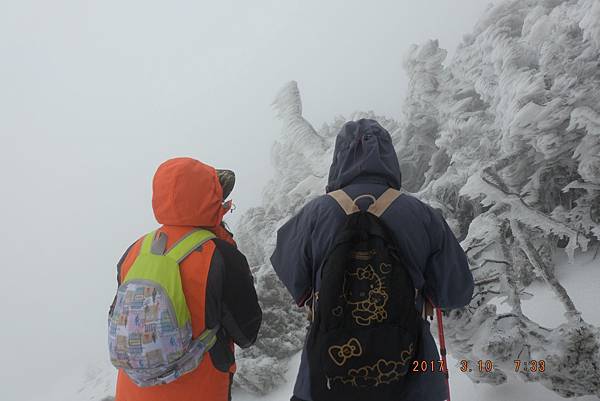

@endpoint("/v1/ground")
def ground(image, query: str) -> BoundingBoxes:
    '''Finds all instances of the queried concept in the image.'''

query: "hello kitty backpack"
[306,189,422,401]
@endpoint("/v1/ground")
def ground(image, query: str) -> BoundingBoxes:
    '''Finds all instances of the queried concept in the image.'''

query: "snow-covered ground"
[28,248,600,401]
[521,247,600,329]
[487,247,600,328]
[232,352,301,401]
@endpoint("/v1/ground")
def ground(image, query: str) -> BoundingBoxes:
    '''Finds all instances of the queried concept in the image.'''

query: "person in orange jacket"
[112,157,262,401]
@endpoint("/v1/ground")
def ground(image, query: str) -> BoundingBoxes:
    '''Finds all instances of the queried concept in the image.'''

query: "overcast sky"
[0,1,496,399]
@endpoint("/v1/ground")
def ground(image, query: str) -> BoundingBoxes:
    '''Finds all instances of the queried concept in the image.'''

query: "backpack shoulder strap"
[139,230,158,255]
[138,230,170,256]
[367,188,401,217]
[328,190,360,215]
[165,229,216,263]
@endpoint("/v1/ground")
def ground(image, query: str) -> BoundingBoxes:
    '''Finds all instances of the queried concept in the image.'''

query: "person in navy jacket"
[271,119,474,401]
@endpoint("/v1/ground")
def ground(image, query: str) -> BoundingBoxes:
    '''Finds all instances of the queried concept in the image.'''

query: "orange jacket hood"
[152,157,228,227]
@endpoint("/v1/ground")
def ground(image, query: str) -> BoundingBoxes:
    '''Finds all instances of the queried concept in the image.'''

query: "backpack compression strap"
[139,229,217,263]
[328,188,401,217]
[139,230,158,255]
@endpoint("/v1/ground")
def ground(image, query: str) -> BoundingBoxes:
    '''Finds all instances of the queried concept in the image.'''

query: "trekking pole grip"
[425,296,451,401]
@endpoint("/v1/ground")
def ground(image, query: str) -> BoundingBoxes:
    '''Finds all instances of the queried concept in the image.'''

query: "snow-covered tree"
[397,40,447,192]
[427,0,600,396]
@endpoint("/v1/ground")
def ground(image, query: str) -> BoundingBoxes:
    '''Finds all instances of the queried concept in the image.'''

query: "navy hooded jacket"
[270,119,474,401]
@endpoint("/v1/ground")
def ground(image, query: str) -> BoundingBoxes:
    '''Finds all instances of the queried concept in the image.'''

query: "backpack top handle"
[366,188,401,217]
[328,188,401,217]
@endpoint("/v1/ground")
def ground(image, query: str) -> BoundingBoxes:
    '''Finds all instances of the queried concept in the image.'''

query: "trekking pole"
[426,296,451,401]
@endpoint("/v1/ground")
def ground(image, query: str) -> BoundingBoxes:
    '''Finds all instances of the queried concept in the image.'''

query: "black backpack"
[307,188,422,401]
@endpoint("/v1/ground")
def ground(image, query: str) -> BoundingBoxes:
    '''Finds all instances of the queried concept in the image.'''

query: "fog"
[0,1,494,399]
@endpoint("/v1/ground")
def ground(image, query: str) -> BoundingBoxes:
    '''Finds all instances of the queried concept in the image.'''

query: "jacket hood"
[152,157,229,227]
[326,119,402,192]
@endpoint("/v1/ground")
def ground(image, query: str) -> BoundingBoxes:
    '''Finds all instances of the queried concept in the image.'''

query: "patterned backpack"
[108,228,219,387]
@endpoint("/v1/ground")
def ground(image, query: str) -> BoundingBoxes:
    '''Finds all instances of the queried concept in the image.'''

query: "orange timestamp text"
[457,359,546,373]
[411,360,447,372]
[459,359,494,373]
[514,359,546,372]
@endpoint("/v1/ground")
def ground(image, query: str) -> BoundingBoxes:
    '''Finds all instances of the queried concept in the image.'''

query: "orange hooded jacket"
[115,158,253,401]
